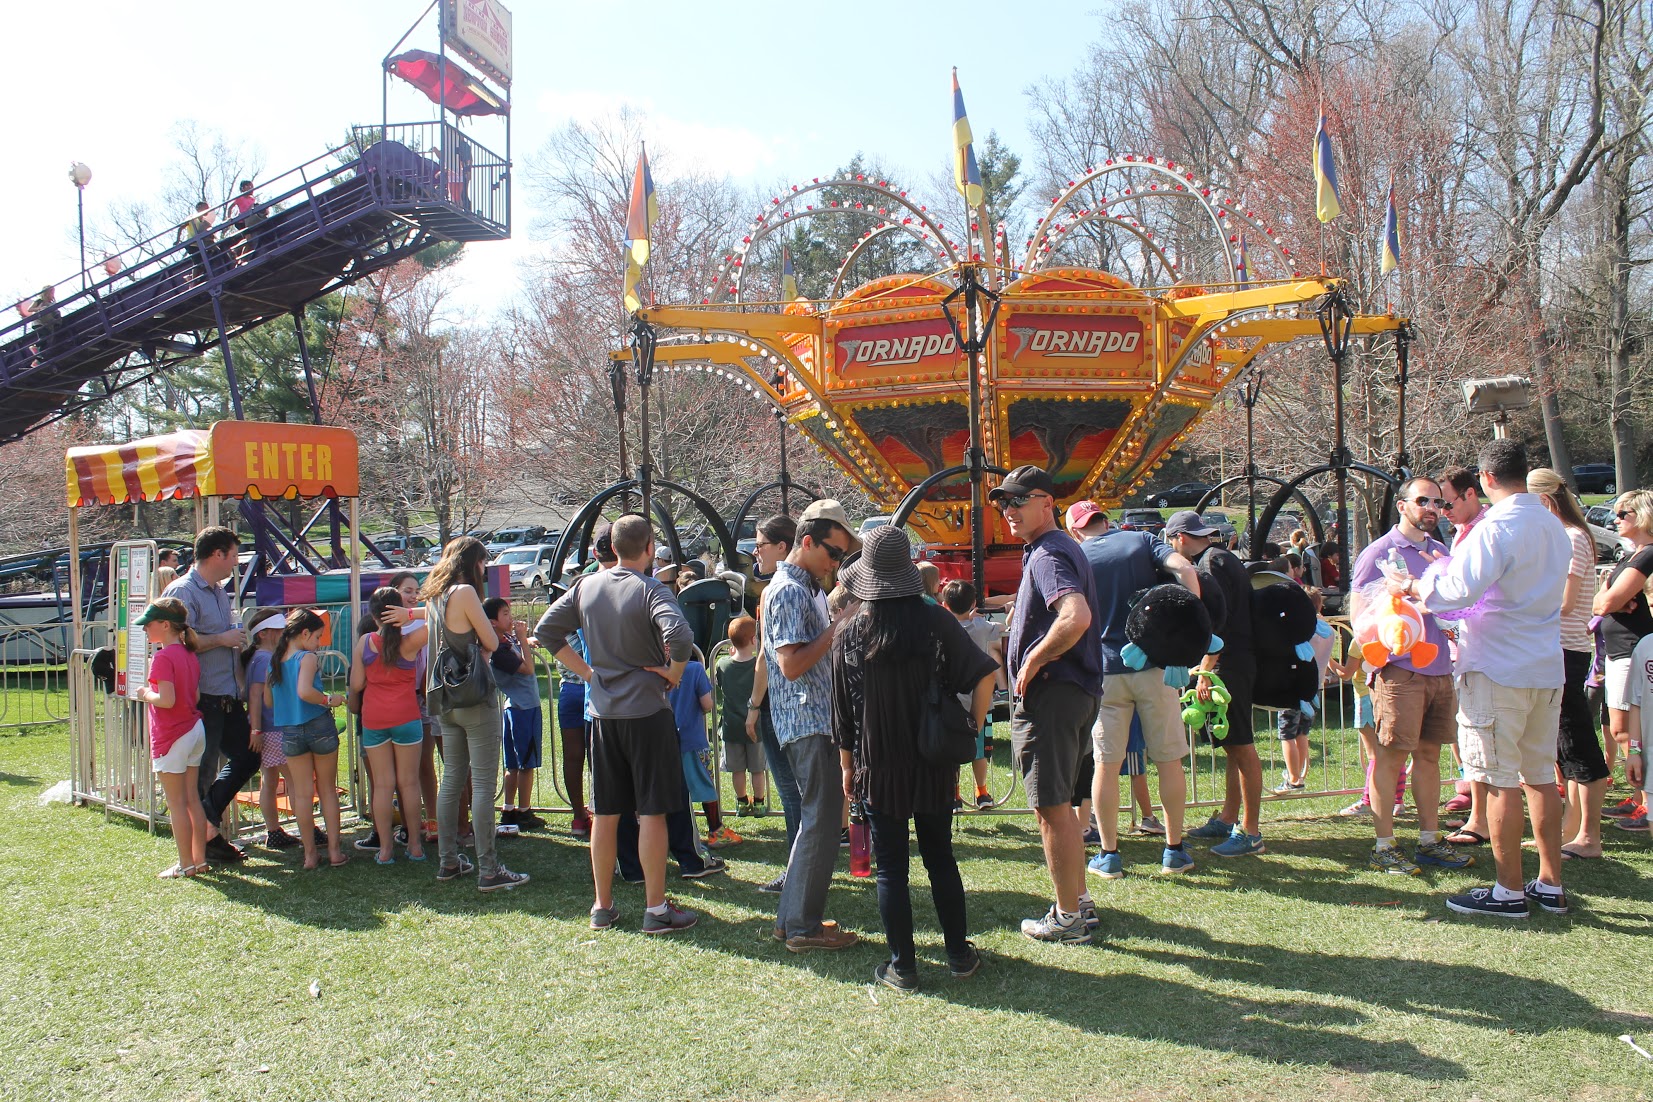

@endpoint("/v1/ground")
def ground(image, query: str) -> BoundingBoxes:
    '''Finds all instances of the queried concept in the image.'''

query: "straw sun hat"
[838,525,924,601]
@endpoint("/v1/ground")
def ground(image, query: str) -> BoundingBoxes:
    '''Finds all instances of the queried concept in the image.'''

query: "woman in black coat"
[832,526,997,992]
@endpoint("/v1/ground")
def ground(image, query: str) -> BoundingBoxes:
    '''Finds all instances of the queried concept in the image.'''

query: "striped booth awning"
[66,421,360,507]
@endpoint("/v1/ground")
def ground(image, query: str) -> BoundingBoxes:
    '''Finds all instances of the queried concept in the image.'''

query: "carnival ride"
[596,154,1413,596]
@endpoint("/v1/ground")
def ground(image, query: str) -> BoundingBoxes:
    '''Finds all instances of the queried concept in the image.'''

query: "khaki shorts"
[1092,668,1189,764]
[1455,670,1561,789]
[1371,666,1457,753]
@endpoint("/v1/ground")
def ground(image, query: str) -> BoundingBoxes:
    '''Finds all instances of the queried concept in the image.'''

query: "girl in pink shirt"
[135,598,208,879]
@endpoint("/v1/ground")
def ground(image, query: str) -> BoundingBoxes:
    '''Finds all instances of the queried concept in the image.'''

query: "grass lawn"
[3,723,1652,1102]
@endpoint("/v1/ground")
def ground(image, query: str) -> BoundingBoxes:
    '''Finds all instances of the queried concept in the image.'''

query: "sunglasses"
[820,541,847,563]
[997,492,1048,512]
[1617,509,1635,520]
[1410,496,1447,508]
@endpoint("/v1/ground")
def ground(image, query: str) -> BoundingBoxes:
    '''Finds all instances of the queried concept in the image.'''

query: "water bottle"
[848,802,872,878]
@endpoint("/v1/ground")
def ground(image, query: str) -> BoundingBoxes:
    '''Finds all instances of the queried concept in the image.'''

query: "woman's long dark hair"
[364,587,407,664]
[859,594,933,662]
[270,609,326,685]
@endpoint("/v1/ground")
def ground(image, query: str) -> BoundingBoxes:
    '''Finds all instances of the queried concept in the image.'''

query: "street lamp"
[1461,375,1532,440]
[68,162,92,291]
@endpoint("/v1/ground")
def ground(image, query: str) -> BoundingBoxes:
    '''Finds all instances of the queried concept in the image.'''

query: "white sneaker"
[1339,799,1372,817]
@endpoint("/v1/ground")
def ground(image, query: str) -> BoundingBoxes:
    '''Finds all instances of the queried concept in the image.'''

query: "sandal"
[329,853,351,868]
[375,854,395,866]
[1445,829,1488,846]
[158,863,189,879]
[1560,846,1602,860]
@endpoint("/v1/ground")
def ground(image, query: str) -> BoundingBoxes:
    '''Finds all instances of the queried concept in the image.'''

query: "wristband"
[748,700,761,709]
[1631,741,1644,752]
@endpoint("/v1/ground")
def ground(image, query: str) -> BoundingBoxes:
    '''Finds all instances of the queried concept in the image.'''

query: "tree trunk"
[1604,149,1638,490]
[1521,284,1574,479]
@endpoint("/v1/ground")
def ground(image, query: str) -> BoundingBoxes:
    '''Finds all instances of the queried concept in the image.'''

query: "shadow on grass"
[0,769,39,787]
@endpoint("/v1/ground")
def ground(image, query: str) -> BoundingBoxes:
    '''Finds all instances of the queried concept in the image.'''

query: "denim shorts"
[282,712,340,757]
[361,719,424,748]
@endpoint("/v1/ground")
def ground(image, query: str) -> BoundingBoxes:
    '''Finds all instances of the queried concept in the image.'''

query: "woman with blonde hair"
[422,537,529,892]
[1593,488,1653,828]
[1528,468,1611,856]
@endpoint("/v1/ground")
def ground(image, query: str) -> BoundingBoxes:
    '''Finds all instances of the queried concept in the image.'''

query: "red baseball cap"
[1065,500,1104,531]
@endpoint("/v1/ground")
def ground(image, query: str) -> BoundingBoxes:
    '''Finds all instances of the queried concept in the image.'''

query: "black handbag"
[918,640,978,766]
[428,591,495,712]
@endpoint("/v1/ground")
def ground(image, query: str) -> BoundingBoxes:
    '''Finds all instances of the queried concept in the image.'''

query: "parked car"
[1118,509,1166,536]
[1572,464,1618,495]
[373,533,436,565]
[859,515,893,533]
[1587,521,1631,563]
[1585,503,1614,528]
[494,543,563,598]
[1143,482,1215,508]
[1200,512,1237,544]
[485,526,549,555]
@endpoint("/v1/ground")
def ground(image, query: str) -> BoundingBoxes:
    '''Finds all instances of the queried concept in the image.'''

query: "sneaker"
[353,831,381,852]
[1445,885,1529,919]
[1615,812,1649,832]
[1081,826,1101,845]
[517,810,546,830]
[975,792,995,811]
[589,904,620,930]
[1339,799,1373,818]
[1368,844,1421,876]
[1020,905,1092,945]
[681,855,728,879]
[1393,803,1408,819]
[394,826,410,847]
[874,961,919,992]
[1415,839,1475,869]
[1186,814,1235,840]
[499,809,520,827]
[705,826,744,848]
[751,800,769,817]
[1523,878,1569,915]
[1078,901,1101,933]
[839,827,851,848]
[757,874,786,894]
[263,827,300,850]
[642,903,699,934]
[434,854,474,881]
[1160,846,1196,874]
[785,920,859,952]
[478,866,530,893]
[1087,851,1125,879]
[1136,814,1166,836]
[204,835,247,863]
[1443,793,1473,813]
[312,827,329,847]
[1211,827,1265,857]
[952,795,965,813]
[1604,796,1643,818]
[570,815,592,839]
[736,801,756,818]
[1274,777,1305,794]
[947,942,983,979]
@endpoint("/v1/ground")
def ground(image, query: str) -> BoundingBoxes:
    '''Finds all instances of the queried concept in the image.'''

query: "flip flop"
[1445,829,1488,846]
[1560,847,1601,860]
[330,853,351,867]
[375,855,395,866]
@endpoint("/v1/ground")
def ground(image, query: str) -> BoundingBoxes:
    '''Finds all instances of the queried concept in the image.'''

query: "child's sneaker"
[1136,814,1166,836]
[706,825,744,848]
[1613,811,1649,832]
[751,799,769,816]
[263,827,300,849]
[975,791,996,811]
[1368,844,1420,876]
[570,814,591,839]
[736,800,756,817]
[1415,839,1475,869]
[1604,796,1643,818]
[1339,799,1373,818]
[1186,814,1234,839]
[1211,827,1265,857]
[1160,846,1195,874]
[1087,851,1125,879]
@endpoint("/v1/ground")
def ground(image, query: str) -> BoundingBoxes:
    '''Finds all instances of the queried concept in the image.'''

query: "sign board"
[110,541,156,700]
[444,0,512,87]
[999,311,1152,377]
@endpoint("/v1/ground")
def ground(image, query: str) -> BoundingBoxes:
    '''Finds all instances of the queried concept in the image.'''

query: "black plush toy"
[1250,582,1329,713]
[1122,583,1222,687]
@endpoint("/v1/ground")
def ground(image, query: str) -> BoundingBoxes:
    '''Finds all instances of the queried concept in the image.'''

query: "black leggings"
[1558,648,1609,783]
[868,810,970,972]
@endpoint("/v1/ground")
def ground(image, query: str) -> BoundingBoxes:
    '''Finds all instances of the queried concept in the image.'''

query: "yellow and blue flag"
[952,68,984,209]
[781,247,799,302]
[1314,115,1341,223]
[623,146,659,313]
[1380,185,1401,275]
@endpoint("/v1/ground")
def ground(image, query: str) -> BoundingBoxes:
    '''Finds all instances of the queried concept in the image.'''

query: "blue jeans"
[759,703,802,851]
[777,733,841,939]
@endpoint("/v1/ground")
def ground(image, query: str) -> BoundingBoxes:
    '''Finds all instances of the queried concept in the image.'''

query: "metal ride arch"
[1193,475,1326,552]
[1252,462,1404,558]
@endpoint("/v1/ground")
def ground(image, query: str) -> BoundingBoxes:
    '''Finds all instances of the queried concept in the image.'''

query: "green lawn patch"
[2,723,1650,1102]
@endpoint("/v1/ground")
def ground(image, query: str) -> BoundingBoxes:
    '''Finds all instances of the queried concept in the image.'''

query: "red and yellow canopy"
[67,421,360,507]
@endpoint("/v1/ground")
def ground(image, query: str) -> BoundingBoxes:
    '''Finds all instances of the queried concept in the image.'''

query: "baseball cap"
[1064,500,1104,531]
[1163,510,1220,539]
[797,499,862,550]
[988,465,1057,502]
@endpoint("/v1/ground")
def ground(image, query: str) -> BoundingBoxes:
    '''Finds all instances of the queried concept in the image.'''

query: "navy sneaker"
[1185,815,1234,841]
[1415,839,1475,869]
[1523,879,1569,915]
[1445,886,1529,919]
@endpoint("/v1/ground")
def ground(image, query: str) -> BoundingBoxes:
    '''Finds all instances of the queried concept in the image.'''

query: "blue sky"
[5,1,1102,319]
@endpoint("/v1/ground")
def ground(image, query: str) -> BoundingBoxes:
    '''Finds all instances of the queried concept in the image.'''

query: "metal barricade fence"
[0,625,73,731]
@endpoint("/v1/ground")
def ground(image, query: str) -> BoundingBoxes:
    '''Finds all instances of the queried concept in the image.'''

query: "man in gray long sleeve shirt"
[535,514,699,935]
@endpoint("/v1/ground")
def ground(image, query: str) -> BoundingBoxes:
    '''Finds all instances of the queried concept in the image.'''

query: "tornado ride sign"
[110,541,156,700]
[444,0,512,87]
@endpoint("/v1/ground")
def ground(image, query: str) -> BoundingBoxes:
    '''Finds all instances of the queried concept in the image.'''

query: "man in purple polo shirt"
[992,466,1105,945]
[1348,477,1475,875]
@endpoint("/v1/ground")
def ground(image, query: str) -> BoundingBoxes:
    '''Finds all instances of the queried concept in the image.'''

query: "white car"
[494,543,562,598]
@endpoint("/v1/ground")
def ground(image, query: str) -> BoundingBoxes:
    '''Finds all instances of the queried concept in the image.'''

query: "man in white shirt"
[1394,440,1572,918]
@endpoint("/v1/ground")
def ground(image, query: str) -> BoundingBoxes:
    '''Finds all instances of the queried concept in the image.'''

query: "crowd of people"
[131,440,1651,989]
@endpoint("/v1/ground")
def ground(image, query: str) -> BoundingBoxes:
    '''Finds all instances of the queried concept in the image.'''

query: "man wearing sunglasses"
[1348,478,1473,876]
[762,499,862,952]
[991,466,1105,945]
[1393,440,1572,918]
